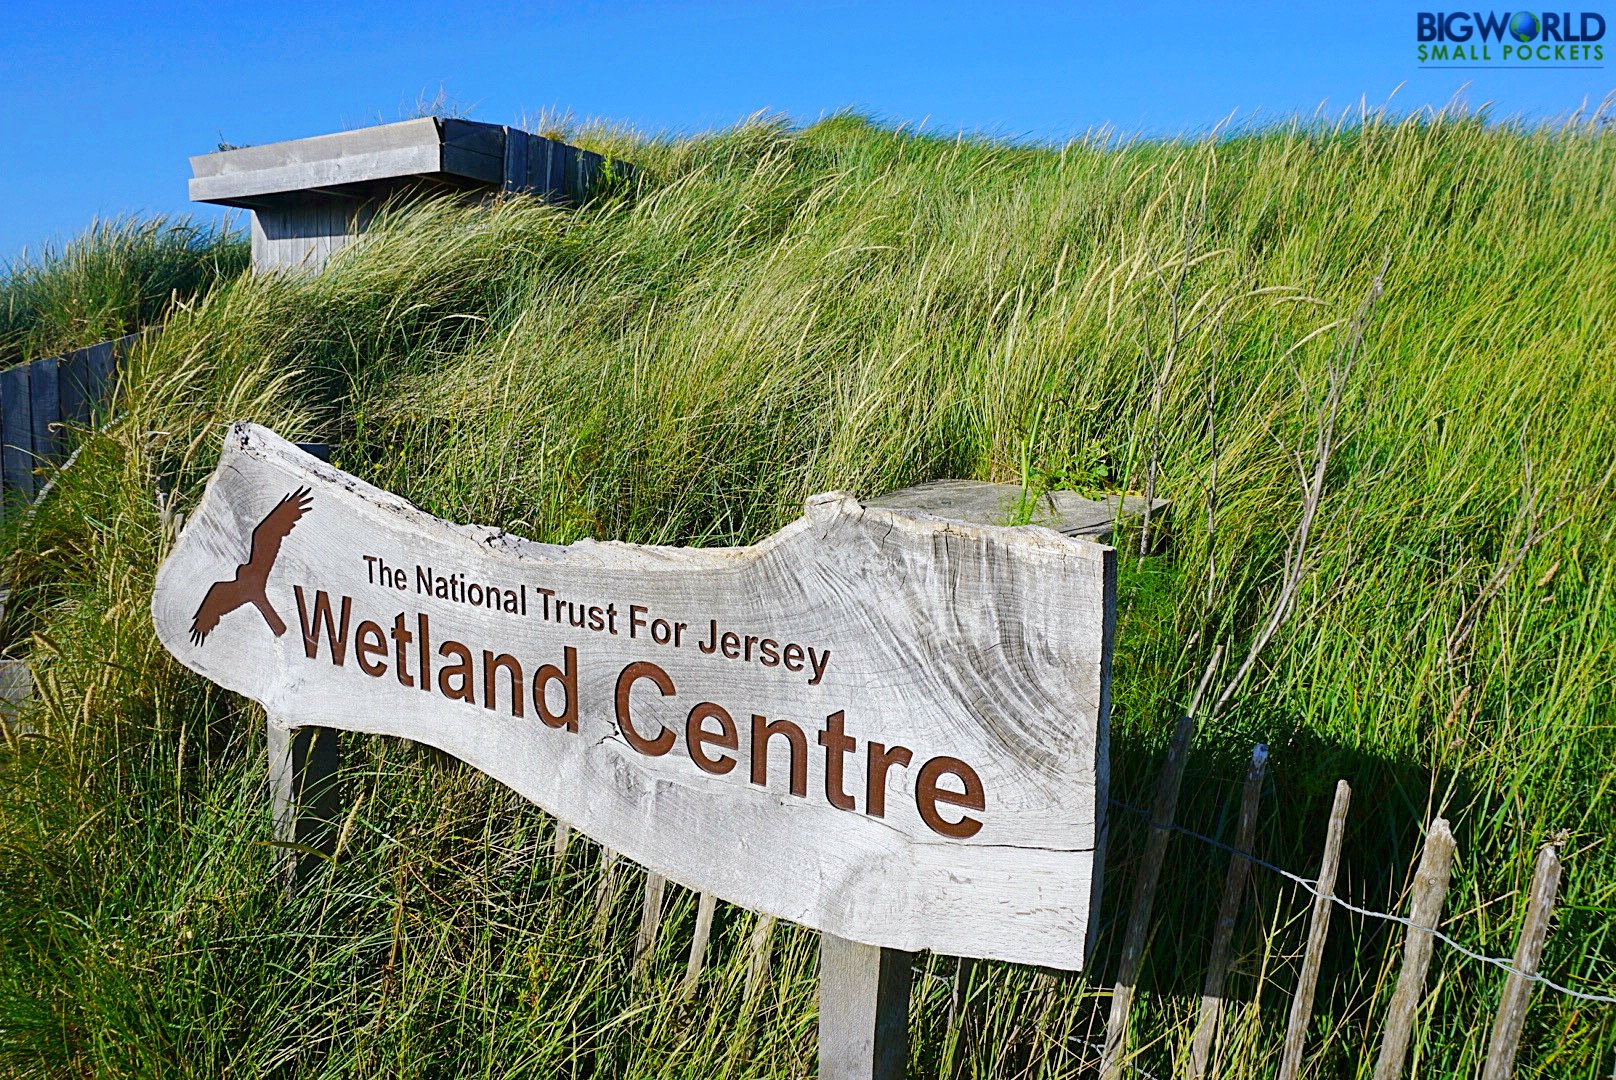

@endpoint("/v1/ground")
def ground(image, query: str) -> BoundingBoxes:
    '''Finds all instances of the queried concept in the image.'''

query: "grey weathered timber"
[1277,780,1352,1080]
[1099,714,1196,1080]
[2,334,134,504]
[592,851,622,946]
[1372,818,1456,1080]
[681,891,719,1001]
[191,119,633,272]
[265,444,342,884]
[0,363,34,502]
[552,820,572,863]
[0,659,31,733]
[151,423,1114,968]
[745,915,778,1002]
[819,934,912,1080]
[866,480,1165,541]
[633,871,667,980]
[1481,843,1562,1080]
[1187,744,1269,1080]
[267,720,343,881]
[27,358,61,467]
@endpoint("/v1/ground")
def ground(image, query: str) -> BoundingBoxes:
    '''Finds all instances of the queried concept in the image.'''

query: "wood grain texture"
[682,891,718,1000]
[819,934,912,1080]
[1480,843,1561,1080]
[151,423,1114,967]
[1,363,34,502]
[1372,818,1455,1080]
[1277,780,1351,1080]
[27,357,61,467]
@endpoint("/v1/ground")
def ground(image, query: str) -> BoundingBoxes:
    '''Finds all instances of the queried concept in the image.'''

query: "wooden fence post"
[819,933,912,1080]
[1186,744,1268,1079]
[1371,818,1456,1080]
[745,914,778,1003]
[1099,713,1196,1080]
[267,720,343,882]
[632,871,666,980]
[592,850,621,946]
[266,442,342,886]
[552,821,571,864]
[681,892,718,1001]
[1480,843,1562,1080]
[1277,779,1351,1080]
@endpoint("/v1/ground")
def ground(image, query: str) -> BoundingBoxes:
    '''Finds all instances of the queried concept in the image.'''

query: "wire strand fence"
[1109,797,1616,1006]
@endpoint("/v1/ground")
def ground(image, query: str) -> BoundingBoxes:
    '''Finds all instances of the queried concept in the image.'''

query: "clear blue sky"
[2,0,1611,262]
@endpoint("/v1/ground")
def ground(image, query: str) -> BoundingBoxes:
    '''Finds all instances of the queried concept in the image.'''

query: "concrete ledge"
[865,480,1166,540]
[189,118,506,207]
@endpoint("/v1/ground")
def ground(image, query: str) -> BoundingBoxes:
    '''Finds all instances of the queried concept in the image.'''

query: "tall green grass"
[0,216,248,368]
[2,104,1614,1076]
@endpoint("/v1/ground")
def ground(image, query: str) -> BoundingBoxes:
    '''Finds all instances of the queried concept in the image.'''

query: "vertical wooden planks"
[28,356,61,468]
[1,362,34,502]
[1099,714,1196,1080]
[1187,744,1269,1079]
[1372,818,1456,1080]
[818,934,912,1080]
[1480,843,1562,1080]
[1277,780,1352,1080]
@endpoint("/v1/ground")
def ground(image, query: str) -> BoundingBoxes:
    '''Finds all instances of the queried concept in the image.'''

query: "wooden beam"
[819,934,911,1080]
[1480,843,1562,1080]
[1277,780,1352,1080]
[681,891,718,1001]
[1372,818,1456,1080]
[1,362,35,502]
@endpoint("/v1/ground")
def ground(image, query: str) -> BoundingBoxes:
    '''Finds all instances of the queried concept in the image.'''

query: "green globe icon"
[1509,11,1540,41]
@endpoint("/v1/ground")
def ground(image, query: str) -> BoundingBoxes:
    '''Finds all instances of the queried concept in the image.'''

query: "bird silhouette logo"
[189,487,313,646]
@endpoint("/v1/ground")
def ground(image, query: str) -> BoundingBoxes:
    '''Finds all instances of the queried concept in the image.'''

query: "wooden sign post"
[152,424,1116,1075]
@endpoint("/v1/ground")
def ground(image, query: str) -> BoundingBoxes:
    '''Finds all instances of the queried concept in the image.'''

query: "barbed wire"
[1109,799,1616,1006]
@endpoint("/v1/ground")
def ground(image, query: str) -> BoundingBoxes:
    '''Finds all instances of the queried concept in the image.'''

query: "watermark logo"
[1417,10,1605,65]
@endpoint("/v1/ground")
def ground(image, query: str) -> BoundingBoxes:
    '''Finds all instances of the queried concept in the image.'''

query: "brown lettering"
[865,742,913,819]
[293,587,351,664]
[390,613,414,687]
[750,714,807,797]
[686,702,738,775]
[482,651,524,716]
[533,646,578,731]
[437,640,476,702]
[916,756,985,838]
[615,661,675,756]
[355,620,387,677]
[817,710,856,810]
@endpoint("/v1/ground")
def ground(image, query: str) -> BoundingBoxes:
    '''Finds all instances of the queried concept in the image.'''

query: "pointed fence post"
[1481,843,1562,1080]
[1277,779,1351,1080]
[1372,818,1456,1080]
[552,821,571,864]
[1187,744,1268,1079]
[1100,713,1196,1080]
[818,934,912,1080]
[681,892,718,1001]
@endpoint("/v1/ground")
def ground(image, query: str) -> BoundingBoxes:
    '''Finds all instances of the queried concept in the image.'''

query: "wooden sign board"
[152,424,1114,969]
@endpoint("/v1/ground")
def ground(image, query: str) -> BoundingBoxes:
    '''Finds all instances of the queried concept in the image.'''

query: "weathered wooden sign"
[152,423,1114,969]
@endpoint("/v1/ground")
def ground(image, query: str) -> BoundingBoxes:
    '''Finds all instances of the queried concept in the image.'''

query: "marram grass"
[2,105,1614,1077]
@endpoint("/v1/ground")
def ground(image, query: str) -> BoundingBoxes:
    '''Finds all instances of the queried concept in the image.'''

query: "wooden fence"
[0,334,132,504]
